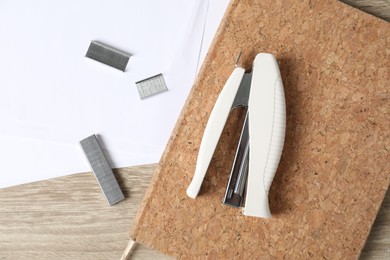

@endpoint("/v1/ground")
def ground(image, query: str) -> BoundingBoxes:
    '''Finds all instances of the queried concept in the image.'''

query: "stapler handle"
[244,53,286,218]
[187,68,245,198]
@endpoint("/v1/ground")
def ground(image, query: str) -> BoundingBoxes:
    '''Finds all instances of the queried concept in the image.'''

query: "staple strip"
[86,41,130,71]
[80,134,125,206]
[136,74,168,99]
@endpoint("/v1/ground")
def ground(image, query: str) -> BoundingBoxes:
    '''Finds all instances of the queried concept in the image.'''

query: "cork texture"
[131,0,390,258]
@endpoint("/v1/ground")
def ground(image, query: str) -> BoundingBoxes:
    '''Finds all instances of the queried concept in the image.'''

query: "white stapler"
[186,53,286,218]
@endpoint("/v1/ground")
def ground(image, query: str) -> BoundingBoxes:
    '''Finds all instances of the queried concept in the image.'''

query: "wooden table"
[0,1,389,259]
[0,165,170,260]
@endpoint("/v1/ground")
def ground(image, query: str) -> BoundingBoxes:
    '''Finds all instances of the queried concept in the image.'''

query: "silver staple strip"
[80,134,125,206]
[136,73,168,99]
[86,41,130,71]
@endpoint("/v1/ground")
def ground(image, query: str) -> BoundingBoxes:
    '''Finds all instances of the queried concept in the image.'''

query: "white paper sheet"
[0,0,230,188]
[198,0,231,72]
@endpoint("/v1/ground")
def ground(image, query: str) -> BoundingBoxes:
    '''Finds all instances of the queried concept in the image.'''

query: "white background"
[0,0,230,188]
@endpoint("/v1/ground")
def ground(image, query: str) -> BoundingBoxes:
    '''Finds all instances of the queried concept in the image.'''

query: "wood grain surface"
[0,165,171,260]
[0,1,389,259]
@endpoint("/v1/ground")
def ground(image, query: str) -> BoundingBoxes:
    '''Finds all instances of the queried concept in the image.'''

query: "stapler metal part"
[186,53,286,218]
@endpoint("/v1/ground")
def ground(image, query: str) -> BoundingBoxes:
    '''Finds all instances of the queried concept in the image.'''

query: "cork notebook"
[131,0,390,258]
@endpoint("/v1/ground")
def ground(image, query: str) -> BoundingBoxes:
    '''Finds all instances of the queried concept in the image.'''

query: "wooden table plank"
[361,187,390,259]
[343,0,390,21]
[0,165,170,260]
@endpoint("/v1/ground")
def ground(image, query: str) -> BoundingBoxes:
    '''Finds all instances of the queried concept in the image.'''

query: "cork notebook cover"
[131,0,390,258]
